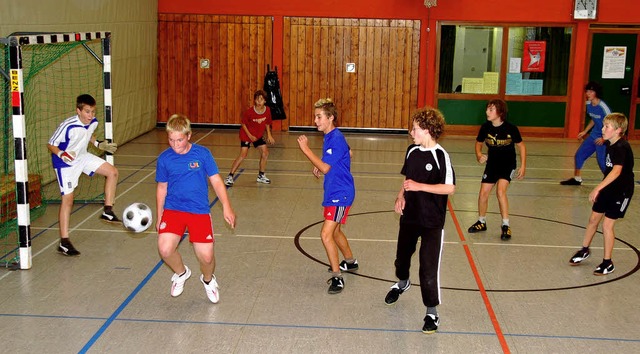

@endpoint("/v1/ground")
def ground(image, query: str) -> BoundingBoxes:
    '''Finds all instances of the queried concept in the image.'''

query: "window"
[438,25,572,96]
[439,25,503,94]
[506,27,572,96]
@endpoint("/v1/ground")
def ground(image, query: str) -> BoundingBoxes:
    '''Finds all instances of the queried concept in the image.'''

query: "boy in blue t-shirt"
[297,98,358,295]
[561,81,612,185]
[156,114,236,303]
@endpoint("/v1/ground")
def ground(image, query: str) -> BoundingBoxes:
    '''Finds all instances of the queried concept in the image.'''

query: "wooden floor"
[1,127,639,353]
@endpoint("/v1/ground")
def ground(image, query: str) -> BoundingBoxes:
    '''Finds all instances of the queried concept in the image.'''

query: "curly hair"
[411,106,446,139]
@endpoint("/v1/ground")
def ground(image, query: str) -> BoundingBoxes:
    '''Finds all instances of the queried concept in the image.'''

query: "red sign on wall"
[522,41,546,72]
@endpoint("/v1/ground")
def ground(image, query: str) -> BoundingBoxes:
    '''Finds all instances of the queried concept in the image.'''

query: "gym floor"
[1,127,639,353]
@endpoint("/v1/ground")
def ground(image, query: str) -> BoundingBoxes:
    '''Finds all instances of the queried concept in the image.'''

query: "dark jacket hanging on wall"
[263,65,286,120]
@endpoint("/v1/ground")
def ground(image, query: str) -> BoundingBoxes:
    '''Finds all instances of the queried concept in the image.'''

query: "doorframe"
[587,25,640,139]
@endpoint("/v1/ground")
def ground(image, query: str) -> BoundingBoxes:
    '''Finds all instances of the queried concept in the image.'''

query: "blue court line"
[79,194,222,353]
[2,312,639,344]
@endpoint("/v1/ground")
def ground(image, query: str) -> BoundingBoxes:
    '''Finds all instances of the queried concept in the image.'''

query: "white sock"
[502,219,509,226]
[574,176,582,182]
[478,216,486,223]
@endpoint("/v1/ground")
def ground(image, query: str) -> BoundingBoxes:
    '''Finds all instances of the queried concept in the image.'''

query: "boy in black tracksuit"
[385,107,456,334]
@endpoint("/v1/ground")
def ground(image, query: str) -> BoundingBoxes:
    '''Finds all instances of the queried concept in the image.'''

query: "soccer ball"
[122,203,153,233]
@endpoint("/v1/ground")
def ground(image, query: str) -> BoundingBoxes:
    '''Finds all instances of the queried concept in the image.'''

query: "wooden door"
[283,18,420,130]
[158,14,272,124]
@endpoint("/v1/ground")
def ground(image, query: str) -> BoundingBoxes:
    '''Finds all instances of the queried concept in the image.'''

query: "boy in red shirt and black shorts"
[224,90,275,186]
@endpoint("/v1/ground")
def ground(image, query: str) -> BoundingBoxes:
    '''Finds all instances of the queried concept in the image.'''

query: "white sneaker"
[256,174,271,184]
[170,266,191,297]
[200,274,220,303]
[224,175,234,186]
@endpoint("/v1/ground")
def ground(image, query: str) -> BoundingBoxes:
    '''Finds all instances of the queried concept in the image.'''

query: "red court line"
[448,200,510,354]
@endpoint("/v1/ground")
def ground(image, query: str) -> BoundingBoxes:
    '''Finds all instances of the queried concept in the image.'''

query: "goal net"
[0,32,112,269]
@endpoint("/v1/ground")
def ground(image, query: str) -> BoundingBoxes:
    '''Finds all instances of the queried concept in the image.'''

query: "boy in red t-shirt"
[224,90,275,186]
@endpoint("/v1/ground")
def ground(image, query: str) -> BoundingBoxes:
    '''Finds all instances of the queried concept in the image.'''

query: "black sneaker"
[500,225,511,240]
[593,261,614,275]
[569,248,590,265]
[100,210,121,223]
[560,178,582,185]
[468,220,487,233]
[422,314,440,334]
[57,241,80,256]
[327,276,344,294]
[327,259,359,272]
[384,281,411,305]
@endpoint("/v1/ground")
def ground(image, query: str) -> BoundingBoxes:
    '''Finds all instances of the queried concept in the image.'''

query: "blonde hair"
[166,114,191,135]
[314,98,338,122]
[604,113,628,136]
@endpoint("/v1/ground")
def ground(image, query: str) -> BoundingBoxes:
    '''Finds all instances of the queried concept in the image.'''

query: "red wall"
[159,0,640,136]
[159,0,640,23]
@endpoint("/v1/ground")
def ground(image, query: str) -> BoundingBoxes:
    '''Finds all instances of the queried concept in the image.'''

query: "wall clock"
[573,0,598,20]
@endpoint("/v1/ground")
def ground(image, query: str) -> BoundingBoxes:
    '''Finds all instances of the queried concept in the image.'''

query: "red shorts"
[323,206,351,224]
[158,209,215,243]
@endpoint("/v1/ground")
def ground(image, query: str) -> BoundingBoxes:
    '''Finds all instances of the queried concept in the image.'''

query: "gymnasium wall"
[1,0,158,145]
[159,0,640,136]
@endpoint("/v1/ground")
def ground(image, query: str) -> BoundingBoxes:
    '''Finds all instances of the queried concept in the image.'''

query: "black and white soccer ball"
[122,203,153,233]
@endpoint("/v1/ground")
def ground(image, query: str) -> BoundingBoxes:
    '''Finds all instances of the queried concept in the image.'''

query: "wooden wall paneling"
[280,16,419,129]
[356,22,366,127]
[296,20,306,125]
[332,19,343,116]
[293,19,303,125]
[188,15,198,122]
[175,15,186,117]
[379,22,390,128]
[310,19,320,109]
[167,15,178,120]
[218,16,229,124]
[394,21,406,129]
[158,14,272,123]
[158,15,168,121]
[319,19,329,101]
[358,20,379,128]
[401,21,420,129]
[227,18,236,123]
[327,19,337,104]
[409,21,420,129]
[241,16,251,112]
[282,17,292,128]
[401,22,413,128]
[249,17,258,99]
[348,19,360,127]
[196,15,205,122]
[233,17,244,123]
[205,17,215,122]
[254,17,263,99]
[302,19,313,125]
[372,20,384,128]
[304,18,315,124]
[387,21,398,128]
